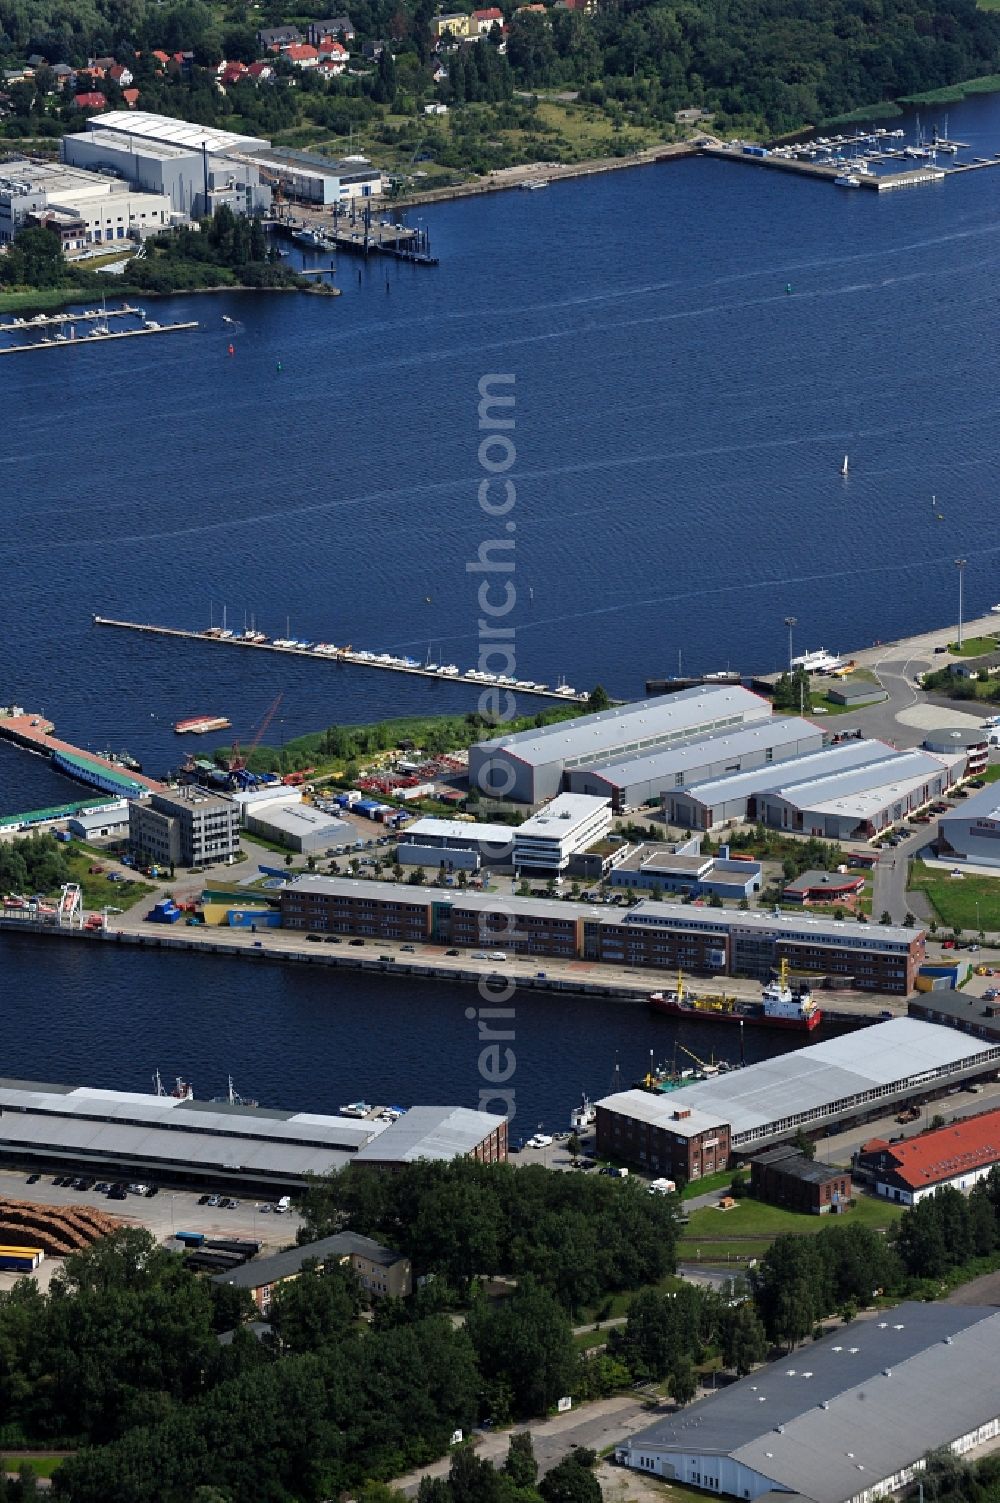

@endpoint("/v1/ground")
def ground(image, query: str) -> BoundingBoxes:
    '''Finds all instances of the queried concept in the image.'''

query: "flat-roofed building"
[589,900,923,994]
[247,146,384,203]
[567,716,821,813]
[398,816,517,867]
[129,785,239,867]
[277,877,925,991]
[512,793,611,873]
[245,802,345,854]
[609,844,764,900]
[922,726,989,779]
[469,686,772,804]
[0,158,170,248]
[615,1302,1000,1501]
[857,1108,1000,1205]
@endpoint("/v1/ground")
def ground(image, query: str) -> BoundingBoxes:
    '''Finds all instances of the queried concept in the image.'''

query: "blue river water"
[3,92,1000,1123]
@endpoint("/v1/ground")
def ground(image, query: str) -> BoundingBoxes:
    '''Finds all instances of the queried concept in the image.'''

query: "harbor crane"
[228,692,283,787]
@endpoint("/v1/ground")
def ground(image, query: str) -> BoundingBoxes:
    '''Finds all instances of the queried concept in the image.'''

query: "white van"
[488,951,507,962]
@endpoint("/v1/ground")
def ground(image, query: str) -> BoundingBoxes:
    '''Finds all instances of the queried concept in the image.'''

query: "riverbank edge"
[390,138,697,207]
[0,917,886,1023]
[0,279,340,319]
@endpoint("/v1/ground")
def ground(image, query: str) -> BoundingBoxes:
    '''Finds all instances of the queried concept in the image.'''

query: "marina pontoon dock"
[92,616,588,701]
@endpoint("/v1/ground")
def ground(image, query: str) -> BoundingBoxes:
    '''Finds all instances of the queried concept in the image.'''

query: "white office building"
[512,793,611,873]
[0,159,170,249]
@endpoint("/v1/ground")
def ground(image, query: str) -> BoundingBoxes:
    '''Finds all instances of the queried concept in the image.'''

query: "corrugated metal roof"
[679,739,893,806]
[940,781,1000,826]
[353,1105,502,1161]
[625,1303,1000,1503]
[584,718,819,790]
[85,110,268,153]
[473,686,769,768]
[597,1019,998,1140]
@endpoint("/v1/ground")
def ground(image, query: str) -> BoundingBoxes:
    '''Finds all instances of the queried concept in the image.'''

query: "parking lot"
[0,1167,303,1286]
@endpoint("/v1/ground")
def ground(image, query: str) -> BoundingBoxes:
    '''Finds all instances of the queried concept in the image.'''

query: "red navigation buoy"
[227,343,235,356]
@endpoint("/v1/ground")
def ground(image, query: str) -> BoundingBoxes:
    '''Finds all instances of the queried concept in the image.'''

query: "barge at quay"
[649,962,823,1032]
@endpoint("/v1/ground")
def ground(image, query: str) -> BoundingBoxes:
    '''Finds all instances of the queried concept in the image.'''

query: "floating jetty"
[0,319,199,355]
[701,138,1000,191]
[0,708,165,797]
[0,304,143,332]
[92,616,589,702]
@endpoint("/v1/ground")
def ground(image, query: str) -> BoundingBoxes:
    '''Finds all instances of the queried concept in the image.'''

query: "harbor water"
[5,89,1000,1118]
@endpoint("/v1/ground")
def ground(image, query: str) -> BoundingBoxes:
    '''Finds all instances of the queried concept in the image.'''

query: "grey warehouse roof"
[583,717,818,791]
[352,1105,503,1161]
[212,1232,406,1289]
[940,781,1000,825]
[84,110,269,153]
[678,739,896,807]
[597,1019,998,1141]
[473,686,769,767]
[626,1303,1000,1503]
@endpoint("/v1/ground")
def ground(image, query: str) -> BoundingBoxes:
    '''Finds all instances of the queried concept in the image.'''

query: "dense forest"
[0,1161,994,1499]
[4,0,1000,142]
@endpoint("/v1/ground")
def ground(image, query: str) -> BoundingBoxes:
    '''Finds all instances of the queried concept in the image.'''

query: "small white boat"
[339,1101,371,1117]
[835,174,861,187]
[841,454,849,477]
[990,604,1000,615]
[520,178,548,190]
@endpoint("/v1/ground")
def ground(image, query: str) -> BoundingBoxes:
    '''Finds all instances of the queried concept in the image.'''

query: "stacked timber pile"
[0,1200,125,1255]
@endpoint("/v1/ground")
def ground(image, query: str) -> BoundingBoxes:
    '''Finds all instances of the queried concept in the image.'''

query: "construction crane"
[228,692,283,788]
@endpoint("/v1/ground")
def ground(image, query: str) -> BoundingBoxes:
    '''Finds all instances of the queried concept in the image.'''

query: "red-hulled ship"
[649,962,823,1033]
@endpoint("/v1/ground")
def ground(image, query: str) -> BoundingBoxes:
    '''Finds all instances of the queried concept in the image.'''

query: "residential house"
[472,6,504,32]
[74,91,107,109]
[306,16,356,45]
[281,42,320,68]
[361,39,387,59]
[246,61,275,80]
[91,54,116,70]
[51,63,76,89]
[121,87,141,107]
[108,63,133,86]
[431,59,449,81]
[150,49,171,67]
[432,11,472,38]
[218,60,248,86]
[515,3,548,14]
[258,25,303,49]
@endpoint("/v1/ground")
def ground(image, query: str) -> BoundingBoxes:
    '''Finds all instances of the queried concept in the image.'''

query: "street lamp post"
[784,616,797,675]
[956,559,967,650]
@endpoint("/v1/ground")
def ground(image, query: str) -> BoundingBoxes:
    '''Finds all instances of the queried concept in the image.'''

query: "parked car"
[401,944,416,952]
[324,936,342,943]
[26,1173,39,1185]
[306,933,323,942]
[445,948,459,956]
[206,1195,221,1207]
[349,938,364,946]
[198,1193,211,1205]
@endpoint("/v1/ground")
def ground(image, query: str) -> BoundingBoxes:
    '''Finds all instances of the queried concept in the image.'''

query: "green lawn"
[678,1195,903,1262]
[681,1168,733,1201]
[3,1456,68,1478]
[57,846,154,913]
[947,635,999,657]
[908,859,1000,931]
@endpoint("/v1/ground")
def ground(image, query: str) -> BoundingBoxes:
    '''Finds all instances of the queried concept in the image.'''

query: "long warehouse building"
[595,1017,1000,1176]
[616,1302,1000,1503]
[668,739,960,836]
[566,715,823,813]
[279,876,925,992]
[0,1079,505,1192]
[468,684,773,803]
